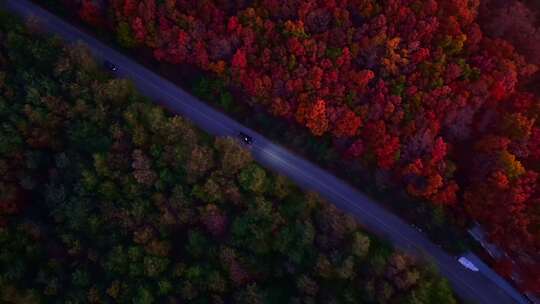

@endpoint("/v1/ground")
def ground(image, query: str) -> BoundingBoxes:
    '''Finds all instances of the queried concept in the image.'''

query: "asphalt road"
[2,1,527,303]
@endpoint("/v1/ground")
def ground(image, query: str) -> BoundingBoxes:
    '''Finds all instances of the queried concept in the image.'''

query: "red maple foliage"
[78,0,105,28]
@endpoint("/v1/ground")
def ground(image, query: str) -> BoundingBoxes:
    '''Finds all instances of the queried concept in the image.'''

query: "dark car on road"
[238,132,253,145]
[104,60,118,72]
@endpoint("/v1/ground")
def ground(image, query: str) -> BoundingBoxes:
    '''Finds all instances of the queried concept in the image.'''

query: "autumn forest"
[1,0,540,301]
[0,10,464,303]
[56,0,540,293]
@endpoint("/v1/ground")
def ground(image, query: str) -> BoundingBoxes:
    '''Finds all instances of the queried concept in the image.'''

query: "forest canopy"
[56,0,540,291]
[0,12,457,303]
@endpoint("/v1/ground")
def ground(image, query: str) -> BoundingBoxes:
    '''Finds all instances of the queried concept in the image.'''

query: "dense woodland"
[0,13,459,303]
[46,0,540,292]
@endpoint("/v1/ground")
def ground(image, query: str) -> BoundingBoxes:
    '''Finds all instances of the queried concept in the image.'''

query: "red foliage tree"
[332,108,362,138]
[79,0,105,28]
[306,99,329,137]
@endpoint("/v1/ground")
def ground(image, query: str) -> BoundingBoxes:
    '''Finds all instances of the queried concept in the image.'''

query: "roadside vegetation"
[0,12,457,303]
[32,0,540,292]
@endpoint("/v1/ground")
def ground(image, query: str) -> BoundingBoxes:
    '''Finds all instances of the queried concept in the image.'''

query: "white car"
[458,257,480,272]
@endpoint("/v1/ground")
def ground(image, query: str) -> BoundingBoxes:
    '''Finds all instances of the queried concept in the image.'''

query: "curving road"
[3,1,528,303]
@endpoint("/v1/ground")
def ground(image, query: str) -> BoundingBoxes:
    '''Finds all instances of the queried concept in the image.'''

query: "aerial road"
[2,1,528,303]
